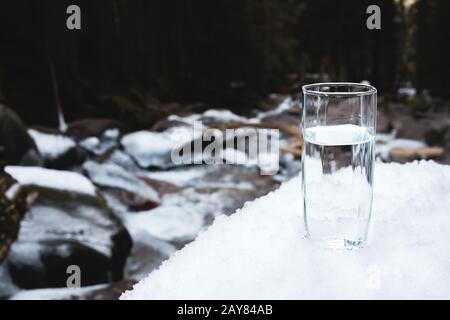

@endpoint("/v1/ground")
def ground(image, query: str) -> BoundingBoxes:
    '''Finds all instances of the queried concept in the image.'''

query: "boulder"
[27,129,85,169]
[66,118,120,139]
[0,172,32,263]
[82,161,160,211]
[424,119,450,146]
[0,105,40,166]
[3,168,132,289]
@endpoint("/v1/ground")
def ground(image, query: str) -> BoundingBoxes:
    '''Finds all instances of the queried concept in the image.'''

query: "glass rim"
[302,82,377,96]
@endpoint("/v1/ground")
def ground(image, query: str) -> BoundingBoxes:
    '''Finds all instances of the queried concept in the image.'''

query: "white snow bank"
[5,166,96,196]
[121,161,450,300]
[28,129,75,159]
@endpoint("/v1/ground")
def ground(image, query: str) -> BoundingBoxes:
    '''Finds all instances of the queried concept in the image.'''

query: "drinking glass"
[301,83,377,249]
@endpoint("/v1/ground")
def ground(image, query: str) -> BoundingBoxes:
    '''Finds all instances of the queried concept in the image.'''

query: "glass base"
[305,235,366,250]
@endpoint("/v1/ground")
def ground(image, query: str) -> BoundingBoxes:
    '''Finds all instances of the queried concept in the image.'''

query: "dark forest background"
[0,0,449,128]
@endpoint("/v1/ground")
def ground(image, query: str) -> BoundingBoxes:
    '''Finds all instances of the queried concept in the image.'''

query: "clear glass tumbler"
[301,83,377,249]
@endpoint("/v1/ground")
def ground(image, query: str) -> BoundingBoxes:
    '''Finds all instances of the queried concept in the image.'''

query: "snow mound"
[28,129,75,159]
[121,161,450,300]
[5,166,96,196]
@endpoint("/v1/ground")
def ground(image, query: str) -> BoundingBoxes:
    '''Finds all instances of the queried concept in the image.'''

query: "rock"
[376,109,392,133]
[125,232,176,280]
[82,161,160,205]
[79,128,120,156]
[259,111,299,127]
[280,146,302,158]
[389,147,444,163]
[4,181,132,289]
[199,166,280,215]
[424,119,450,146]
[121,126,202,169]
[414,90,434,112]
[8,240,110,289]
[0,172,33,263]
[443,129,450,164]
[0,262,19,299]
[0,105,40,166]
[66,118,120,139]
[18,149,44,167]
[99,96,166,130]
[105,188,159,213]
[104,150,141,172]
[27,129,85,169]
[151,118,190,132]
[391,115,428,141]
[139,177,182,197]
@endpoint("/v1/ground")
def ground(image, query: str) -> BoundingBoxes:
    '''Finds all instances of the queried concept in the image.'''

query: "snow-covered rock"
[28,129,76,160]
[5,166,96,196]
[82,161,160,203]
[121,161,450,300]
[256,97,296,121]
[3,166,132,289]
[202,109,255,124]
[376,137,426,160]
[121,126,202,169]
[79,128,119,156]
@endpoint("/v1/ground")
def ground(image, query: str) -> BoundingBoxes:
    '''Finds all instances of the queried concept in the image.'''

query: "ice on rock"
[5,166,96,196]
[82,161,160,203]
[121,161,450,300]
[28,129,75,159]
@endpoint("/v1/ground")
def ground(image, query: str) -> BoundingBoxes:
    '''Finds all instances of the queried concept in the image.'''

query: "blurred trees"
[0,0,448,127]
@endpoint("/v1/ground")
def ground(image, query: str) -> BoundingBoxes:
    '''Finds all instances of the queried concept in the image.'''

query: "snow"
[4,166,97,196]
[202,109,253,123]
[28,129,75,159]
[82,161,160,203]
[121,161,450,300]
[79,128,119,156]
[121,126,202,169]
